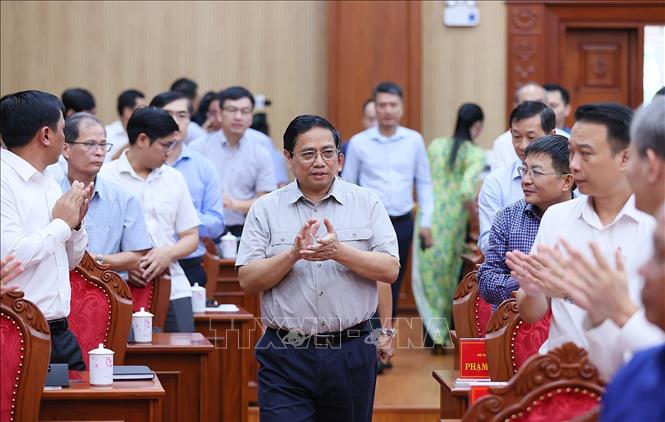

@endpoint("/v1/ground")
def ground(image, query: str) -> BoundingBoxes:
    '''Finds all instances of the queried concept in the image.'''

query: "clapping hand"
[300,218,341,261]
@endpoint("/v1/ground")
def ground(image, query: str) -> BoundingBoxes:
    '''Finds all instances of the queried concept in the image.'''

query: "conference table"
[40,371,165,422]
[125,332,214,422]
[432,369,470,419]
[194,306,256,422]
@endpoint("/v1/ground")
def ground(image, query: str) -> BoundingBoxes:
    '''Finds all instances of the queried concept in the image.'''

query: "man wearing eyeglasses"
[477,101,557,255]
[478,135,574,308]
[58,112,152,283]
[190,86,276,238]
[149,91,224,287]
[100,107,201,333]
[237,114,399,422]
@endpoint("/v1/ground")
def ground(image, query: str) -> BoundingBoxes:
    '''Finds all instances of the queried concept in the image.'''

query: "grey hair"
[630,97,665,159]
[64,112,105,143]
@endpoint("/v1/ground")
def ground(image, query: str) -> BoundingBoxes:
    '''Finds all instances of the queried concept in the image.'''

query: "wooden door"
[562,28,639,128]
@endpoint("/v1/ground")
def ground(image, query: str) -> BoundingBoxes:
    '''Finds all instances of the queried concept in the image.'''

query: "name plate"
[459,338,490,379]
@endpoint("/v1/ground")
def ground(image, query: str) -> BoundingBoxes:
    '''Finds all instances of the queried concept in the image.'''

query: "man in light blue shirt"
[61,113,152,280]
[477,101,556,254]
[190,86,276,238]
[151,91,225,286]
[342,81,434,318]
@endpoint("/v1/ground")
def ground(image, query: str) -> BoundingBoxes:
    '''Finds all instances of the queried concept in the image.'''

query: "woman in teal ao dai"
[413,103,486,346]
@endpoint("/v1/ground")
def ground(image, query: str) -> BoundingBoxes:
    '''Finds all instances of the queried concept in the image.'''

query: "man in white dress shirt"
[1,90,92,369]
[507,103,662,381]
[106,89,147,162]
[489,82,572,172]
[100,107,201,332]
[342,81,434,319]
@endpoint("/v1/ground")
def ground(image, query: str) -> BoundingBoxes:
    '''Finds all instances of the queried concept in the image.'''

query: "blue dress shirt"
[247,128,289,187]
[601,344,665,422]
[477,159,524,253]
[169,144,225,258]
[478,199,540,308]
[59,176,152,279]
[341,126,434,227]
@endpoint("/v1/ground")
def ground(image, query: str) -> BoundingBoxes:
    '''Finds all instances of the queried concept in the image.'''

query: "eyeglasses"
[156,140,177,150]
[67,141,113,152]
[291,148,339,163]
[222,106,253,116]
[518,166,567,180]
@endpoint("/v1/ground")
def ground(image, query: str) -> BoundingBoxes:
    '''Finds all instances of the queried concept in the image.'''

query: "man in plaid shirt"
[479,135,575,308]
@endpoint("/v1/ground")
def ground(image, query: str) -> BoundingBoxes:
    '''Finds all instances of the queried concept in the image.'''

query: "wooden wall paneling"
[326,0,422,140]
[506,2,546,117]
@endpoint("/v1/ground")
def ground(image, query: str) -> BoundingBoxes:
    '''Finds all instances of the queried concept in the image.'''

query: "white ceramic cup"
[132,307,153,343]
[191,282,207,313]
[220,233,238,259]
[89,343,114,386]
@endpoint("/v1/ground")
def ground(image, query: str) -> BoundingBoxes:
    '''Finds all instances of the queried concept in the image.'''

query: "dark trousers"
[49,319,85,370]
[179,256,206,287]
[390,213,414,318]
[223,225,244,238]
[255,328,377,422]
[164,297,195,333]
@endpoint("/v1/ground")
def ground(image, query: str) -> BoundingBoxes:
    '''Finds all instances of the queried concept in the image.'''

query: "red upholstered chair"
[68,252,132,366]
[485,298,552,381]
[1,291,51,422]
[452,270,493,339]
[128,273,171,331]
[451,270,492,369]
[463,342,604,422]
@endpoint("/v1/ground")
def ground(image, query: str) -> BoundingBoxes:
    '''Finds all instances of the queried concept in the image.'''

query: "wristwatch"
[379,328,397,338]
[95,254,105,265]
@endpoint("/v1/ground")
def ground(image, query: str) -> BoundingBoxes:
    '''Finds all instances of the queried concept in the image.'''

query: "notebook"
[113,365,155,380]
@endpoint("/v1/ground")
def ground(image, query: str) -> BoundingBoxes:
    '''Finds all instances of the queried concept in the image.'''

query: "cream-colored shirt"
[99,151,200,300]
[532,195,663,380]
[1,149,88,320]
[236,178,399,334]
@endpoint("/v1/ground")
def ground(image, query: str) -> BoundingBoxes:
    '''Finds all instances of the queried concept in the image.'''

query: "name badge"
[459,338,490,379]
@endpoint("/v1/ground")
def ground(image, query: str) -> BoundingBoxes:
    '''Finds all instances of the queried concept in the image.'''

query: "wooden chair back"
[128,273,171,331]
[68,251,132,365]
[485,298,552,381]
[464,342,604,422]
[452,270,493,339]
[1,291,51,422]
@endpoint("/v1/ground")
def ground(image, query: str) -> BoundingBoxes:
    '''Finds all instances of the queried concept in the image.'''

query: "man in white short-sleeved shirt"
[1,90,92,369]
[100,107,200,333]
[508,103,663,381]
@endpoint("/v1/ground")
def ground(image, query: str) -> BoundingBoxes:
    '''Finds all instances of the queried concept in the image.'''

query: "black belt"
[269,320,370,347]
[48,318,68,335]
[389,212,412,223]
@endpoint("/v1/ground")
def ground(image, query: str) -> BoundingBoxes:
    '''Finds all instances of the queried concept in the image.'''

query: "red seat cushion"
[1,314,23,422]
[475,296,493,337]
[513,312,552,371]
[68,269,111,366]
[512,389,599,422]
[129,284,154,314]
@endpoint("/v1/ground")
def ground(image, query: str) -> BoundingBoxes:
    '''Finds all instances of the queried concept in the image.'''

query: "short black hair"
[283,115,340,153]
[372,81,403,101]
[126,107,179,145]
[64,112,104,143]
[655,86,665,98]
[543,83,570,105]
[574,103,633,154]
[0,90,64,149]
[509,101,556,133]
[116,89,145,116]
[524,134,571,174]
[61,88,95,113]
[149,91,188,109]
[217,86,255,109]
[170,78,198,100]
